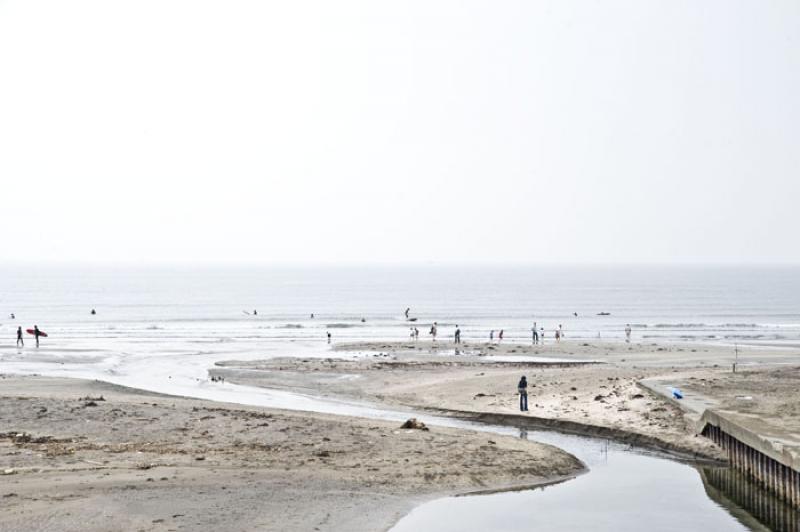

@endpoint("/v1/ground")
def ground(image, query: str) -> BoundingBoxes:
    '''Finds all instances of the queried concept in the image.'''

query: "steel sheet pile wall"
[704,424,800,508]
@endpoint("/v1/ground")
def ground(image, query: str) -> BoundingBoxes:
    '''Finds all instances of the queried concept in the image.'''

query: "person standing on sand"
[490,330,494,342]
[16,326,23,347]
[454,326,461,344]
[430,322,438,341]
[532,322,538,344]
[625,324,632,343]
[518,376,529,411]
[33,325,41,348]
[555,328,560,343]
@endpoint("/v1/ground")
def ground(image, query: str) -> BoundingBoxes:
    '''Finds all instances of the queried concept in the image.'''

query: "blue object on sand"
[670,387,683,399]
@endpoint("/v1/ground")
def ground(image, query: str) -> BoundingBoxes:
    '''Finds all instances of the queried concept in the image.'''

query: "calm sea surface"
[1,264,798,349]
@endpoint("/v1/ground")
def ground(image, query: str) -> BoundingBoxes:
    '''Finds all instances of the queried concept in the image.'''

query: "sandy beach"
[3,337,800,530]
[214,339,789,461]
[0,376,582,532]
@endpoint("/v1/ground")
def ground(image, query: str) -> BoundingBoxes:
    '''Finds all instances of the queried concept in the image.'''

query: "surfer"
[454,326,461,344]
[10,313,15,320]
[91,309,96,315]
[34,325,41,348]
[310,313,314,319]
[16,326,23,347]
[327,331,332,343]
[499,329,504,342]
[430,322,438,341]
[253,309,258,316]
[404,307,410,319]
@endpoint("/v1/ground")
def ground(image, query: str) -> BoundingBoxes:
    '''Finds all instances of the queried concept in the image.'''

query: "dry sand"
[0,376,583,532]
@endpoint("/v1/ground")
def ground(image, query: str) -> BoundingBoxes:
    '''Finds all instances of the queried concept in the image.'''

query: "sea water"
[1,263,799,351]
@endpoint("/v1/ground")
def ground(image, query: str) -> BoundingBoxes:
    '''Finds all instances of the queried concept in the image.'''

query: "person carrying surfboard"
[34,325,41,348]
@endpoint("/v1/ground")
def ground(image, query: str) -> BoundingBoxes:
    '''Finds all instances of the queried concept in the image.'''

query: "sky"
[1,0,798,264]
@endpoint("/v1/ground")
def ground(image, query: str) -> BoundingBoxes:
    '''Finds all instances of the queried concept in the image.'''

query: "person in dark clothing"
[34,325,41,348]
[16,326,23,347]
[454,326,461,344]
[518,376,528,411]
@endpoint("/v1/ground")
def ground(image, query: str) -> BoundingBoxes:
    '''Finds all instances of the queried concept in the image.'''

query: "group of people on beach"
[15,325,43,348]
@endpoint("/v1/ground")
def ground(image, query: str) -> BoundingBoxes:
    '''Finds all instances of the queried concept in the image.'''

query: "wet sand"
[0,376,582,532]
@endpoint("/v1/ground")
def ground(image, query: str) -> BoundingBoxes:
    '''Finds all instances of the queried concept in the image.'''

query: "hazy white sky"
[1,1,798,264]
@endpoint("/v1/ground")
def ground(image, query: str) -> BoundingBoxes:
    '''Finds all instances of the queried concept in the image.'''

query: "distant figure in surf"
[10,313,15,320]
[625,324,632,343]
[16,326,23,347]
[454,326,461,344]
[490,330,494,342]
[414,327,419,340]
[430,322,438,341]
[498,329,504,342]
[34,325,41,348]
[253,310,258,316]
[404,307,410,319]
[310,313,314,319]
[559,324,564,339]
[555,328,561,343]
[91,309,96,315]
[518,376,529,411]
[327,331,332,343]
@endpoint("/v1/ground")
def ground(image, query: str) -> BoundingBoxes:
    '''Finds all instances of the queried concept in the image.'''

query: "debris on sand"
[400,418,429,431]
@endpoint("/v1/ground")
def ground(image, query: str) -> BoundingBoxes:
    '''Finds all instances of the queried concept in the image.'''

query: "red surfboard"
[26,329,48,337]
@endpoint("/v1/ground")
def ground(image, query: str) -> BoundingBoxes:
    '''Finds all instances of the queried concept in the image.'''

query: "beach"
[2,265,800,530]
[0,376,583,532]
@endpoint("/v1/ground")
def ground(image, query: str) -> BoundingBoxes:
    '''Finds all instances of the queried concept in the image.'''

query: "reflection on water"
[702,466,800,532]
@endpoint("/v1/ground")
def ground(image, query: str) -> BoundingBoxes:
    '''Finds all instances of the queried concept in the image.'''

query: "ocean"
[1,264,799,354]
